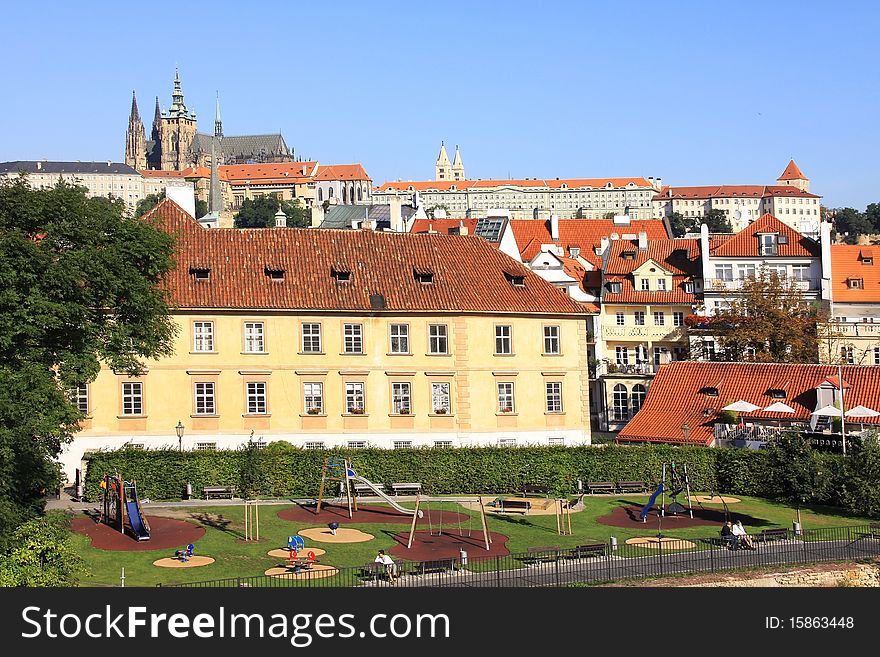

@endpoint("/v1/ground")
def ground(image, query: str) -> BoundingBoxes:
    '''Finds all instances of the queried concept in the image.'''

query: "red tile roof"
[653,185,819,200]
[617,361,880,446]
[377,177,655,192]
[140,167,214,179]
[603,238,701,304]
[314,164,371,182]
[410,219,480,235]
[709,214,821,257]
[830,244,880,302]
[221,162,318,185]
[778,159,807,181]
[147,199,586,315]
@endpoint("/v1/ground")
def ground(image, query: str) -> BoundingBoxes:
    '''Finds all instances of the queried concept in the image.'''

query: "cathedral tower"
[451,144,465,181]
[124,91,147,170]
[158,69,198,171]
[435,141,452,181]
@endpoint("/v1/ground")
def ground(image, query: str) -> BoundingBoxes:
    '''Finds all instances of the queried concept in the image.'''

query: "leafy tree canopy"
[0,178,178,546]
[668,209,732,238]
[763,431,827,511]
[832,207,873,244]
[233,196,310,228]
[135,191,165,218]
[0,513,87,586]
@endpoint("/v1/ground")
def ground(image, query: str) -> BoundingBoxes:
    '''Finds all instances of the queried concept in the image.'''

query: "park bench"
[521,484,550,497]
[586,481,615,494]
[202,485,235,500]
[413,558,455,575]
[360,562,396,583]
[564,543,607,559]
[616,481,647,493]
[757,528,789,542]
[524,546,562,564]
[706,535,740,550]
[500,498,530,513]
[391,482,422,496]
[856,523,880,540]
[353,483,387,496]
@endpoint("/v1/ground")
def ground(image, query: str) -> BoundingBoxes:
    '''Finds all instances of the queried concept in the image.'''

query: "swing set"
[405,495,492,551]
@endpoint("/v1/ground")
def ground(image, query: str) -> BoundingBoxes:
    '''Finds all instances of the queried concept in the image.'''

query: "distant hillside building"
[125,70,293,172]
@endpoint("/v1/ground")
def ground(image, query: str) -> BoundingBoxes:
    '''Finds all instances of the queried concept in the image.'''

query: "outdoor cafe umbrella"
[722,400,761,413]
[762,401,796,432]
[844,404,880,433]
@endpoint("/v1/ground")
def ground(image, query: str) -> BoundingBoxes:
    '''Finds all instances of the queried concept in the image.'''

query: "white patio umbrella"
[722,400,761,413]
[763,402,796,414]
[844,405,880,433]
[811,405,841,416]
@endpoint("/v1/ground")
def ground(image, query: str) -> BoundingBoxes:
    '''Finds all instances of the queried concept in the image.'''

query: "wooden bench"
[757,528,789,542]
[586,481,615,495]
[413,558,455,575]
[564,543,607,559]
[854,523,880,540]
[500,498,530,513]
[616,481,647,493]
[203,485,235,500]
[353,483,387,496]
[521,484,550,497]
[524,546,562,564]
[391,482,422,496]
[360,562,396,582]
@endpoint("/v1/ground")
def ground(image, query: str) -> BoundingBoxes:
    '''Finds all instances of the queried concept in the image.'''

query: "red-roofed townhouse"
[826,245,880,365]
[598,234,703,431]
[616,361,880,449]
[692,214,833,360]
[653,160,822,237]
[63,200,594,481]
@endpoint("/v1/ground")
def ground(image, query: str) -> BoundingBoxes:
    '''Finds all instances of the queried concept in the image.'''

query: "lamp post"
[176,420,185,451]
[838,364,847,455]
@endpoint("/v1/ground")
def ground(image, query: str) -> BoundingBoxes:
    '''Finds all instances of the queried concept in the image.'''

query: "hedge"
[84,443,796,503]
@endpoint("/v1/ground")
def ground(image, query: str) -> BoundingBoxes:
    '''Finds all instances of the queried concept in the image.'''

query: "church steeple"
[168,68,195,119]
[214,92,223,139]
[451,144,465,181]
[435,141,452,181]
[208,92,224,215]
[124,91,146,170]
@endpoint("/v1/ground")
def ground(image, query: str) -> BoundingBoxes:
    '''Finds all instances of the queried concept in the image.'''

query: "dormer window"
[860,249,873,265]
[684,281,694,294]
[569,247,580,258]
[768,389,787,399]
[505,272,525,287]
[848,278,864,290]
[700,386,719,397]
[332,268,351,283]
[777,234,789,245]
[190,267,210,282]
[621,250,636,260]
[607,281,622,294]
[265,268,285,281]
[862,257,873,265]
[759,233,777,256]
[414,268,434,284]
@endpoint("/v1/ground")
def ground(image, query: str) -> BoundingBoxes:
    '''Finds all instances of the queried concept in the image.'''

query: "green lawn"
[68,494,875,587]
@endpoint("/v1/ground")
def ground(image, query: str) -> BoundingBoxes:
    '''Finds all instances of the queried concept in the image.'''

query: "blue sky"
[1,0,877,208]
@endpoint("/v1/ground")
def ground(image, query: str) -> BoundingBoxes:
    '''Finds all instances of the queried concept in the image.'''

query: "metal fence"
[160,524,880,588]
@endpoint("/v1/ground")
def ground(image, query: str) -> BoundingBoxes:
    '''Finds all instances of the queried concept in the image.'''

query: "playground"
[64,458,878,586]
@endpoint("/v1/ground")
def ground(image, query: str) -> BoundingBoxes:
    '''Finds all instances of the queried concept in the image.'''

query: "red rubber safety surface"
[596,504,762,529]
[70,514,206,551]
[387,530,510,560]
[277,503,470,525]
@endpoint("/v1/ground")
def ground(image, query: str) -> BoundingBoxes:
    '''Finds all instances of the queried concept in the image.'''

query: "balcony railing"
[603,362,656,376]
[831,322,880,337]
[602,325,686,341]
[709,278,818,291]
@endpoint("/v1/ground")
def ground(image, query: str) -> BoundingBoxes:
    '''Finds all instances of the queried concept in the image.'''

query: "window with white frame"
[243,322,264,353]
[673,312,684,326]
[791,265,810,282]
[634,311,645,326]
[391,382,412,414]
[545,381,563,413]
[347,440,367,449]
[615,312,625,326]
[715,264,733,281]
[431,382,451,414]
[433,440,453,448]
[653,311,665,326]
[497,382,515,413]
[615,346,629,365]
[302,323,322,353]
[246,382,267,414]
[193,321,214,352]
[303,382,323,414]
[393,441,413,449]
[122,382,143,416]
[656,278,667,291]
[612,384,629,421]
[759,233,777,255]
[841,346,855,365]
[543,325,561,354]
[304,441,326,450]
[343,323,363,353]
[428,324,448,354]
[345,382,365,414]
[390,324,409,353]
[640,278,650,291]
[631,384,647,414]
[70,384,89,415]
[195,442,217,451]
[194,382,215,415]
[495,325,512,354]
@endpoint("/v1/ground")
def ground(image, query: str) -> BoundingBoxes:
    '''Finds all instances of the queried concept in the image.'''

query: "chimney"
[820,220,833,301]
[700,223,712,282]
[36,161,42,170]
[638,231,648,250]
[550,214,559,241]
[654,177,662,191]
[458,220,469,236]
[599,236,610,253]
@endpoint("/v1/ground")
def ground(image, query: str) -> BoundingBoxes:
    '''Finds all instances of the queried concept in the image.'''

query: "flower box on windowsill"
[349,408,365,415]
[433,408,448,415]
[307,408,322,415]
[499,407,513,414]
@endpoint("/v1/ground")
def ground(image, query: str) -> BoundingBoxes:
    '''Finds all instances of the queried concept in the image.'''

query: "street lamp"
[175,420,185,451]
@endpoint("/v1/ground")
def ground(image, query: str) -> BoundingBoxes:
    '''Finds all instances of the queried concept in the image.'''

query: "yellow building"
[597,234,702,430]
[63,200,591,479]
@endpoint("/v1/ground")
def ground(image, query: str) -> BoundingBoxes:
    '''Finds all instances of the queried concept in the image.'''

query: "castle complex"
[125,70,293,171]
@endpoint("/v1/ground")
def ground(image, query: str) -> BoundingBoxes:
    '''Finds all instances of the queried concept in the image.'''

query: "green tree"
[0,513,88,586]
[195,198,208,218]
[0,178,178,546]
[708,266,826,363]
[763,431,827,526]
[865,203,880,234]
[839,432,880,518]
[233,196,310,228]
[134,191,165,218]
[833,207,872,244]
[703,208,733,233]
[668,211,695,238]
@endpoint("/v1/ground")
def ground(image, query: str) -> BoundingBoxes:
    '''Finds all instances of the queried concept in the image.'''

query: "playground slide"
[349,475,422,517]
[125,485,151,541]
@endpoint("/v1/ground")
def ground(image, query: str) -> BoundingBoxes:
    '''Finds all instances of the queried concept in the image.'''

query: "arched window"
[358,186,363,201]
[318,188,323,202]
[329,187,334,198]
[631,384,647,414]
[613,384,629,422]
[342,186,347,204]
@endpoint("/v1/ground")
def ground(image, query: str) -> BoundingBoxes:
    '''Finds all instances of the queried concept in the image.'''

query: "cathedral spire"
[208,91,223,215]
[168,68,192,119]
[451,144,465,181]
[152,96,162,131]
[214,92,223,139]
[435,141,452,181]
[125,91,146,170]
[130,91,141,123]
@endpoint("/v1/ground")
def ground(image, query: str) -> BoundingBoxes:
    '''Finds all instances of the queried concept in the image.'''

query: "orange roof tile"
[377,177,654,192]
[603,238,701,304]
[653,184,819,200]
[778,159,807,181]
[147,200,586,315]
[221,162,318,184]
[617,361,880,446]
[830,244,880,302]
[313,164,371,182]
[709,214,820,257]
[410,219,480,235]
